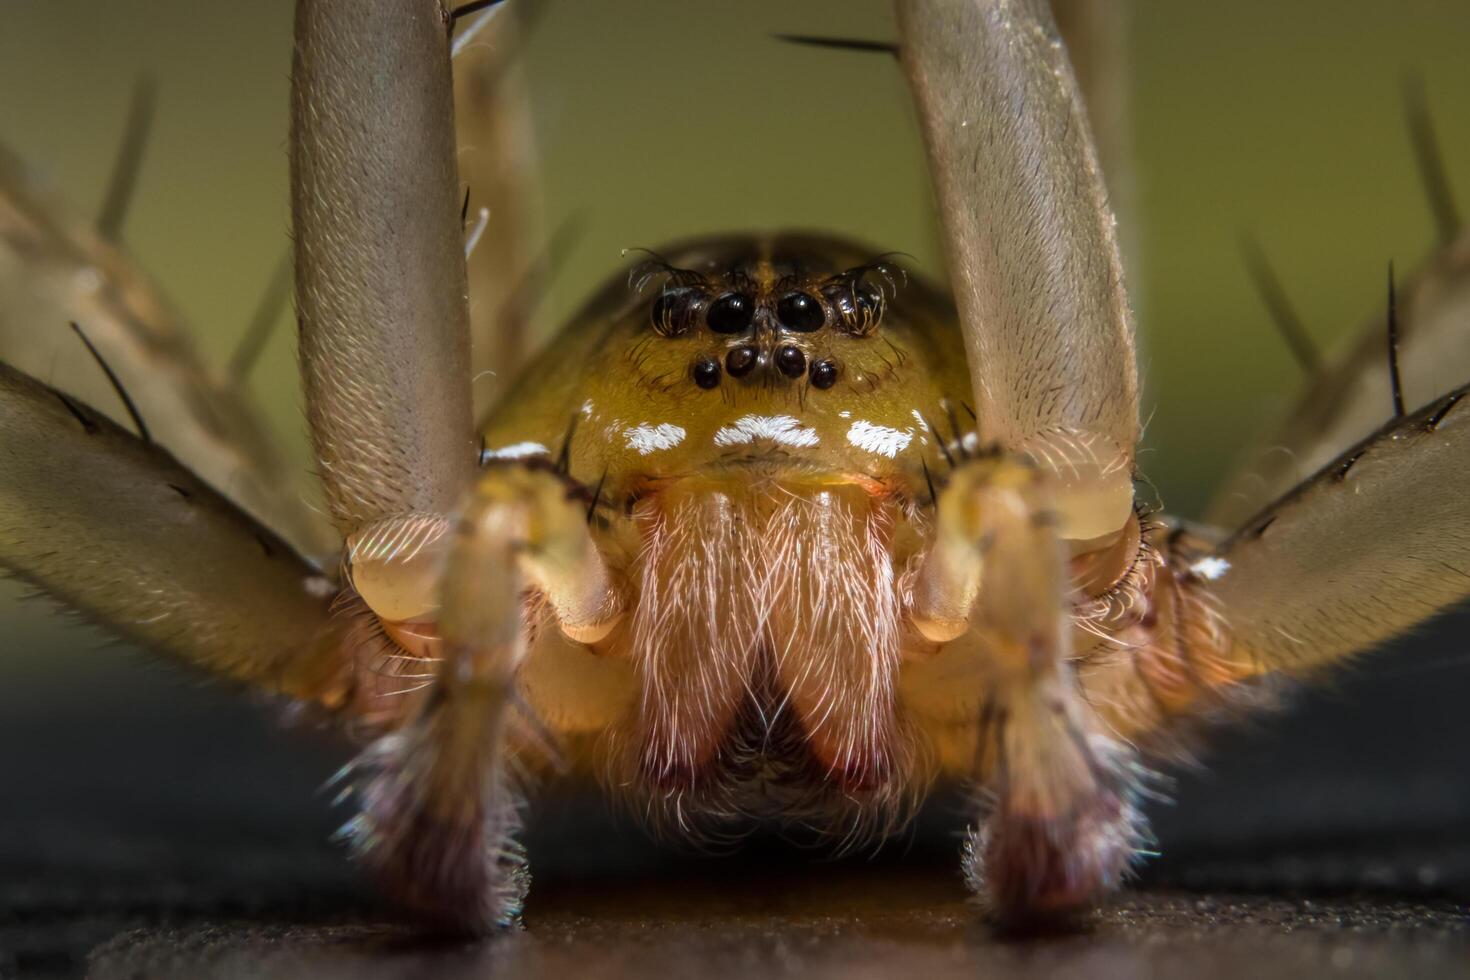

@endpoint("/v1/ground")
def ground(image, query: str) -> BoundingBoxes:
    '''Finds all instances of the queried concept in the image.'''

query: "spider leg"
[0,360,349,707]
[1210,205,1470,524]
[896,0,1139,540]
[911,457,1146,922]
[1050,0,1134,264]
[341,461,620,933]
[291,2,611,927]
[292,0,477,539]
[0,144,332,557]
[454,6,545,415]
[1082,380,1470,744]
[1211,380,1470,675]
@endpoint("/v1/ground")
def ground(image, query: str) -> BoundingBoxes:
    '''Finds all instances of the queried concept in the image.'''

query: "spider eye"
[776,291,825,332]
[809,359,839,389]
[691,356,722,389]
[707,292,755,334]
[775,344,807,378]
[823,280,883,334]
[725,344,759,377]
[651,288,703,336]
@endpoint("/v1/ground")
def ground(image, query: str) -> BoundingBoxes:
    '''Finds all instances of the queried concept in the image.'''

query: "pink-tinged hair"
[612,483,924,842]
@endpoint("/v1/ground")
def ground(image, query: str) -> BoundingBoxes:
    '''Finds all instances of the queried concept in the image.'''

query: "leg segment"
[1211,381,1470,676]
[1085,380,1470,744]
[1209,228,1470,528]
[342,462,619,933]
[292,0,477,537]
[453,6,544,416]
[912,458,1146,920]
[0,361,348,705]
[895,0,1139,469]
[0,142,331,557]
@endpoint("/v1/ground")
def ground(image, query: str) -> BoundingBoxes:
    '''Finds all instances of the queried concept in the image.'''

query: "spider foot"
[963,733,1149,925]
[334,690,528,934]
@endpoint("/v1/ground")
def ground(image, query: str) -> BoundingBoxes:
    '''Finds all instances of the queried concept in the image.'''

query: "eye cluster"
[642,259,899,394]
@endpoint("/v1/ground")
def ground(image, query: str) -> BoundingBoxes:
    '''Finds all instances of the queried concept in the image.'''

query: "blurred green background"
[0,2,1467,691]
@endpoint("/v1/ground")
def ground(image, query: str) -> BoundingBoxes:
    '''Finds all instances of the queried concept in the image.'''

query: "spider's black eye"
[809,359,839,389]
[707,292,755,334]
[775,345,806,378]
[725,344,759,377]
[691,356,721,390]
[776,291,825,332]
[651,288,703,336]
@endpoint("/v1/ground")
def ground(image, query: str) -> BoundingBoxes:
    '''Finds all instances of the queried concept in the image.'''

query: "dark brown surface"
[4,610,1470,978]
[67,874,1470,980]
[5,788,1470,979]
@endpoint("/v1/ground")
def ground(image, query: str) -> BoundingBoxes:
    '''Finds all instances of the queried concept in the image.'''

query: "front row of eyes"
[690,345,840,390]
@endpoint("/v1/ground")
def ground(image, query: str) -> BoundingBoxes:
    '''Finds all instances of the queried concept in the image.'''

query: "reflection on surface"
[82,875,1470,980]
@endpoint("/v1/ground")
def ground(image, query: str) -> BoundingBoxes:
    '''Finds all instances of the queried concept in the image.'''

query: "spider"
[0,0,1467,936]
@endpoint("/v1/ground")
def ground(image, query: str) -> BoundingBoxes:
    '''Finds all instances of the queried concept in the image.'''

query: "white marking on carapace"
[1188,556,1231,581]
[625,423,687,455]
[846,420,913,458]
[712,414,820,449]
[911,410,929,431]
[482,441,550,461]
[580,399,595,417]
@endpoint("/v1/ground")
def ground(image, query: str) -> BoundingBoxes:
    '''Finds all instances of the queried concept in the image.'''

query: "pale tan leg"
[1209,228,1470,527]
[895,0,1140,471]
[292,0,477,537]
[341,461,619,933]
[1087,381,1470,746]
[1051,0,1137,276]
[0,125,330,557]
[0,360,348,705]
[454,6,544,416]
[912,458,1146,921]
